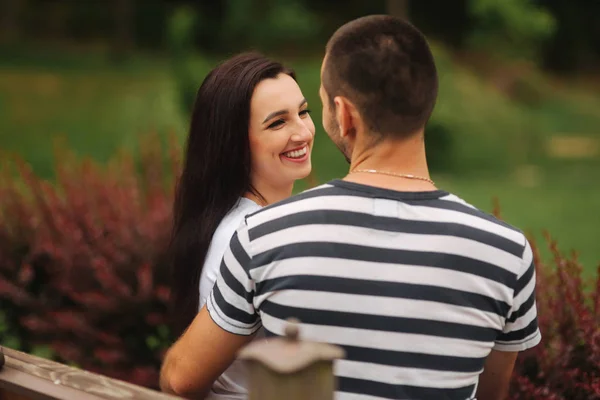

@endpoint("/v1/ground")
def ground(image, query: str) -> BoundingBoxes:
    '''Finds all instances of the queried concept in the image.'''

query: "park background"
[0,1,599,398]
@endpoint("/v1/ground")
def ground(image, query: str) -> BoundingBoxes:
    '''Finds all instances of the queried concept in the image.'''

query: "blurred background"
[0,0,599,392]
[2,0,598,268]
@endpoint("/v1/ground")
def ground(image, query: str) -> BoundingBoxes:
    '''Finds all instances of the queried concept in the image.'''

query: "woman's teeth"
[283,146,307,159]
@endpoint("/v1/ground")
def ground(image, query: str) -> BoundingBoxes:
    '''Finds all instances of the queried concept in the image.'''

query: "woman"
[168,52,315,399]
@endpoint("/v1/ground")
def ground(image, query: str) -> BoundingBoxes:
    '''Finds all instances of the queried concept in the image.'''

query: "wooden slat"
[0,366,98,400]
[0,347,181,400]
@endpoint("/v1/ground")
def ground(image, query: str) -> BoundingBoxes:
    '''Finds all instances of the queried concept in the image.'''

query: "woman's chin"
[292,163,312,181]
[277,168,312,187]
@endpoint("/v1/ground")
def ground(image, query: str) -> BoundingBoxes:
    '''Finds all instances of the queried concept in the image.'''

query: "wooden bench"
[0,319,343,400]
[0,347,182,400]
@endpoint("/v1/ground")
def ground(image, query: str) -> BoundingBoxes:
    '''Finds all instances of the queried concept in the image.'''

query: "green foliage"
[166,6,200,115]
[220,0,321,51]
[467,0,557,61]
[0,309,21,350]
[30,345,55,359]
[166,6,198,56]
[165,0,322,115]
[424,122,455,173]
[145,324,171,352]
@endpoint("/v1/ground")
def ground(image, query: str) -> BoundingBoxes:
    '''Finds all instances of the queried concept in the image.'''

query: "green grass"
[0,57,186,179]
[438,175,600,274]
[0,47,599,274]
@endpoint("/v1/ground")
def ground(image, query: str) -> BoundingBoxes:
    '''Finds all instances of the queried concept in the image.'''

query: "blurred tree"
[219,0,321,53]
[0,0,24,45]
[300,0,387,50]
[410,0,470,49]
[466,0,556,62]
[539,0,600,74]
[166,5,199,114]
[133,0,169,50]
[112,0,135,61]
[45,1,69,40]
[386,0,409,20]
[4,0,598,74]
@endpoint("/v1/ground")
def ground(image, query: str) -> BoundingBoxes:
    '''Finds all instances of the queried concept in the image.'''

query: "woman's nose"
[291,122,313,142]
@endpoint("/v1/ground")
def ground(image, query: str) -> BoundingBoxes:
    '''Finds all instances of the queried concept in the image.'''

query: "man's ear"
[334,96,361,138]
[334,96,353,138]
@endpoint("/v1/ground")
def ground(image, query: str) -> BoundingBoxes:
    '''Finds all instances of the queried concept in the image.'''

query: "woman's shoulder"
[199,198,262,303]
[213,198,261,242]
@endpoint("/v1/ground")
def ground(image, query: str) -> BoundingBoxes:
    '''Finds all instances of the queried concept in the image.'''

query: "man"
[160,15,541,400]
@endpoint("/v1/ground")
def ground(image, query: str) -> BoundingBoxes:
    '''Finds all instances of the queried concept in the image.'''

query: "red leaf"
[93,348,126,365]
[145,313,165,326]
[136,262,153,299]
[0,279,37,306]
[20,315,53,333]
[155,286,170,303]
[18,263,34,285]
[70,291,118,312]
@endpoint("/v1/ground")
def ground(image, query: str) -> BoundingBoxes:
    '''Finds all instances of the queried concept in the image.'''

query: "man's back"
[207,180,540,400]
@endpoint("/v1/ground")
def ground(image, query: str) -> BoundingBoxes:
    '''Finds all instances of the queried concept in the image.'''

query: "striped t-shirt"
[206,180,541,400]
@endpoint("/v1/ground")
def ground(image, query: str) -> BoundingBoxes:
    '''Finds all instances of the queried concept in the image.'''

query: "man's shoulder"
[439,193,528,253]
[242,184,529,260]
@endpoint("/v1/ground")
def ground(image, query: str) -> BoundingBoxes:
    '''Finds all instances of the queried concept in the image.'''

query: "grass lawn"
[0,56,186,179]
[1,49,598,274]
[439,175,600,274]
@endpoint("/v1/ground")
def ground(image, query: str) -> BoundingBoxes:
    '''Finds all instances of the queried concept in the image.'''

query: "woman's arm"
[160,307,253,398]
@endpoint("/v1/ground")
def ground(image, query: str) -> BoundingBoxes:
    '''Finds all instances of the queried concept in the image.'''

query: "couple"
[162,15,541,400]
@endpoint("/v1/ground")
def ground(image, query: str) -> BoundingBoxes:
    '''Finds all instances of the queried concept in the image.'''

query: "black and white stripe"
[207,180,541,399]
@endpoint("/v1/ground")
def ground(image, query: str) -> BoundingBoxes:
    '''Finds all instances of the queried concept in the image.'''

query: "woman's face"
[248,73,315,193]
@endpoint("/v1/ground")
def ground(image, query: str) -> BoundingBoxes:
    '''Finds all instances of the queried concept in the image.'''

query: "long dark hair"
[169,52,296,335]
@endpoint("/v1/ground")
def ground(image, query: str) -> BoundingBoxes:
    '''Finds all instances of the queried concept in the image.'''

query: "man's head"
[319,15,438,162]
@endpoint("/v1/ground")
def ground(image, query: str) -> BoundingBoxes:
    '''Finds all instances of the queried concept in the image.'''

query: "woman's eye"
[267,119,285,129]
[299,109,311,117]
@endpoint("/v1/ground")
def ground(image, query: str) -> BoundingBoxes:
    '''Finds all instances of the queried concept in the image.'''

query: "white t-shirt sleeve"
[494,240,541,352]
[198,200,261,309]
[206,221,261,336]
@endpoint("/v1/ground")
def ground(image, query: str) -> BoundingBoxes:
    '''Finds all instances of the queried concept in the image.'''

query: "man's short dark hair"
[323,15,438,138]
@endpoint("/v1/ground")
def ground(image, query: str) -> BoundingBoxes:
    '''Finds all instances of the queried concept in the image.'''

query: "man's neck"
[345,134,436,192]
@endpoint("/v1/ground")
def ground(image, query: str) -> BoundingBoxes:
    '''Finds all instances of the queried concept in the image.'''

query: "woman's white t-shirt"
[198,197,262,400]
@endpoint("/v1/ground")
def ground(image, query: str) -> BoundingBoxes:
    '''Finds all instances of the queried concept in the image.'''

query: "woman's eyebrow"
[262,98,307,123]
[263,109,288,123]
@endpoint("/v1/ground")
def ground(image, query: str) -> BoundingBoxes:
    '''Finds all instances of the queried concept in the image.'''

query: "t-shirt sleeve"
[494,239,542,352]
[198,202,260,309]
[206,220,261,336]
[198,243,224,309]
